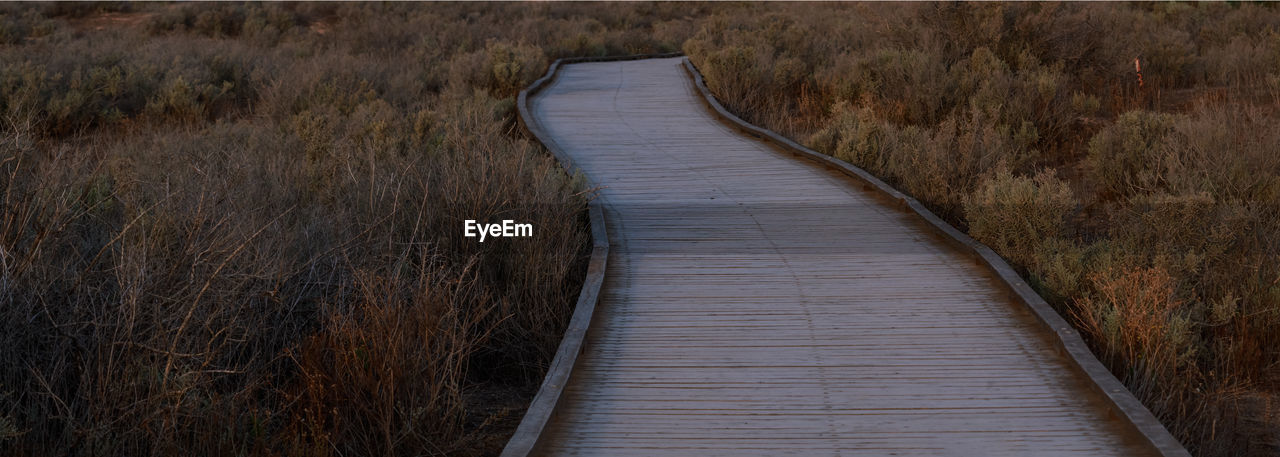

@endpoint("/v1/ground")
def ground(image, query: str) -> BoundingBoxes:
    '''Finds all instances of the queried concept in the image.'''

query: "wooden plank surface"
[526,57,1160,456]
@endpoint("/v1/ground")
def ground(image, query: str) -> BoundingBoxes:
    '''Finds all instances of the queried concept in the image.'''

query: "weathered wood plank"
[518,56,1183,456]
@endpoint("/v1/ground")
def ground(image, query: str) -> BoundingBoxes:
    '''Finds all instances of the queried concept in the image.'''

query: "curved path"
[525,57,1163,456]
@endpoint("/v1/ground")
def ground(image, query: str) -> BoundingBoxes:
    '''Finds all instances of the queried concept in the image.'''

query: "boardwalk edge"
[679,56,1192,457]
[500,53,681,457]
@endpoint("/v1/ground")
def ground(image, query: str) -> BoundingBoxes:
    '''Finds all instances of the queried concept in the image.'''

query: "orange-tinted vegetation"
[2,2,1278,456]
[685,4,1280,456]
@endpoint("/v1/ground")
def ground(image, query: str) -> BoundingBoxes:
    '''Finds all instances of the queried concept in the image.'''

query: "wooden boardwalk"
[523,57,1165,456]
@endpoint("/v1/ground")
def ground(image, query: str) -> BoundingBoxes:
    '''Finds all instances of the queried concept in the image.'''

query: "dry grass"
[4,2,1279,456]
[0,3,694,456]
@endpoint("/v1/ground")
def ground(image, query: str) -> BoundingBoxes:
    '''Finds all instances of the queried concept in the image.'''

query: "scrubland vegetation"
[3,2,1278,456]
[686,3,1279,456]
[0,2,691,455]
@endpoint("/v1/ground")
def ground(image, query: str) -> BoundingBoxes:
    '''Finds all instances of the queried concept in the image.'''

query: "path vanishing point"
[508,56,1188,457]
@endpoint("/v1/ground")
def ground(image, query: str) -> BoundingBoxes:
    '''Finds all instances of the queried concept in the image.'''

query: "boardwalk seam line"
[500,53,680,457]
[678,56,1191,457]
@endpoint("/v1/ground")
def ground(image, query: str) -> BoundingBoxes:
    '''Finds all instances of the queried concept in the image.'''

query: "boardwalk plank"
[526,57,1158,456]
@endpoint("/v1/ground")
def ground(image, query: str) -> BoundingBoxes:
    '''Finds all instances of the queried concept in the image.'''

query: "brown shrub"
[1074,267,1198,391]
[689,3,1280,455]
[6,2,1280,456]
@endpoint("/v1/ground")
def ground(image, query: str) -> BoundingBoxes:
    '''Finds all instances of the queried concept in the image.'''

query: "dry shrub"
[1074,267,1197,392]
[807,101,900,174]
[964,170,1076,268]
[486,41,545,98]
[0,3,703,456]
[1072,265,1279,456]
[1,92,587,457]
[905,109,1021,218]
[809,101,1019,220]
[1110,191,1279,369]
[289,263,495,456]
[683,42,773,117]
[6,2,1280,456]
[819,47,950,126]
[1111,192,1225,283]
[1029,237,1091,304]
[1159,105,1280,203]
[683,8,838,136]
[1086,110,1182,199]
[688,3,1280,455]
[1201,33,1280,88]
[446,41,546,99]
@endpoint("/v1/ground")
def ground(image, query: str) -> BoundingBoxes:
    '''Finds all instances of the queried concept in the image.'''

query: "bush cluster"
[4,3,1279,456]
[687,3,1280,456]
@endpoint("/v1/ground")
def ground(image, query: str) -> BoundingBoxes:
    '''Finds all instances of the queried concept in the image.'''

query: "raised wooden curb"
[679,56,1191,457]
[500,53,681,457]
